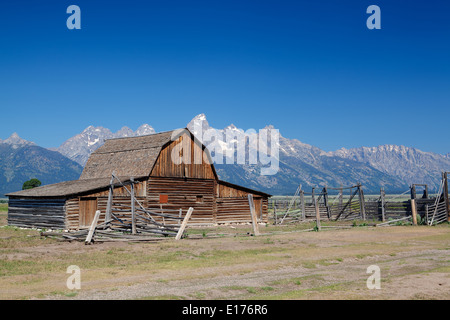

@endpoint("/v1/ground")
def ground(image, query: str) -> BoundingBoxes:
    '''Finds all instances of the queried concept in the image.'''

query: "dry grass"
[0,215,448,300]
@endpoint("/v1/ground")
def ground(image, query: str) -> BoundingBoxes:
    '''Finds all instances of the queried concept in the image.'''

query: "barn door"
[79,198,98,227]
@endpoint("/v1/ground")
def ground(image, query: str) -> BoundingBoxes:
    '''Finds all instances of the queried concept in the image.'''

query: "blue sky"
[0,0,449,153]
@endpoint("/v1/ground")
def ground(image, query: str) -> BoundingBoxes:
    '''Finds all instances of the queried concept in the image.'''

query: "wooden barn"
[6,128,270,231]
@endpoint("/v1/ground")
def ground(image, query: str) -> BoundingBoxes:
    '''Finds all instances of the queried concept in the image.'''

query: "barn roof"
[6,128,270,198]
[6,176,144,198]
[80,128,201,180]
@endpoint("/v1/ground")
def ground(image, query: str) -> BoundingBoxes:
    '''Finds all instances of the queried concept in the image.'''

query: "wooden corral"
[6,128,270,231]
[272,177,450,226]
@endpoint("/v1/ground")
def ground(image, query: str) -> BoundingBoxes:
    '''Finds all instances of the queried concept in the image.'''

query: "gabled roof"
[6,176,144,198]
[80,128,214,180]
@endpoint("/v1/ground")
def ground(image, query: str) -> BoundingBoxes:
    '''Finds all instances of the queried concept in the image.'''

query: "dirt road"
[0,224,448,300]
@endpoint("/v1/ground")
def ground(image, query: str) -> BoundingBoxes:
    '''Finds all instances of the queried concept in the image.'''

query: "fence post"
[248,194,261,236]
[315,198,321,231]
[300,190,305,220]
[358,184,366,220]
[175,207,194,240]
[443,172,450,222]
[273,206,277,225]
[380,188,386,222]
[411,199,418,225]
[323,186,331,220]
[131,177,136,234]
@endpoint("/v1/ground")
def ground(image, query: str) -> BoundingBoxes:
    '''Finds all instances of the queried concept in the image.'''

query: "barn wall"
[147,176,216,225]
[215,182,268,224]
[8,197,67,229]
[65,182,147,230]
[150,133,216,180]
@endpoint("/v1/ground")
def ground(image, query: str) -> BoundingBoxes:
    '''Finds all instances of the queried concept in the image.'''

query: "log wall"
[8,198,66,229]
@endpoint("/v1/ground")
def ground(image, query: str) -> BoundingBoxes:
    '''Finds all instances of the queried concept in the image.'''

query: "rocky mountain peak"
[2,133,35,149]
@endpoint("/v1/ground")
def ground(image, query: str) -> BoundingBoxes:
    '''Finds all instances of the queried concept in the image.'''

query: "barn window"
[196,195,203,203]
[159,194,168,204]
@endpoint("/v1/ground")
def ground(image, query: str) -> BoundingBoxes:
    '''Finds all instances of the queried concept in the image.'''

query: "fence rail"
[269,176,450,226]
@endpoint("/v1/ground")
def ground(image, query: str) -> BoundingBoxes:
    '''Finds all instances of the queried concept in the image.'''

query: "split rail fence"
[270,172,450,226]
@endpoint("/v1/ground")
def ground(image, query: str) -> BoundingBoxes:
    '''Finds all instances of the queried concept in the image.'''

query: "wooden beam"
[358,184,366,220]
[315,198,321,231]
[300,190,305,220]
[443,172,450,222]
[411,199,418,225]
[131,178,136,235]
[85,210,101,245]
[334,187,359,221]
[175,207,194,240]
[380,188,386,222]
[323,186,331,220]
[248,194,261,236]
[105,175,115,223]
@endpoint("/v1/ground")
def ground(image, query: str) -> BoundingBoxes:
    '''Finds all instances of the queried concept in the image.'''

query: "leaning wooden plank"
[85,210,101,244]
[248,194,261,236]
[376,216,411,227]
[175,207,194,240]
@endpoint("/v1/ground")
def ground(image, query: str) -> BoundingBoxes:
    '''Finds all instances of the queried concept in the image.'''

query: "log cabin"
[6,128,270,230]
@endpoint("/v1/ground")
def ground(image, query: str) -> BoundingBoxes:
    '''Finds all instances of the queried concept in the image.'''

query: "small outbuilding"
[7,128,270,230]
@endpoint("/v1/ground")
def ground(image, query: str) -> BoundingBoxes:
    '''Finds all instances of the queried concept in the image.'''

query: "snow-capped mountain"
[328,145,450,190]
[188,114,449,193]
[2,133,36,149]
[56,124,155,166]
[48,113,450,194]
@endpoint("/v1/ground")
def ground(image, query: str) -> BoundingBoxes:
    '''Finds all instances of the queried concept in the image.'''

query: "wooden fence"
[270,174,450,225]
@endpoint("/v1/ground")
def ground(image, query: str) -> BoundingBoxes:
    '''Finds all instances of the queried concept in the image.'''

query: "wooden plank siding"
[216,181,268,224]
[150,132,216,180]
[8,198,66,229]
[146,177,216,225]
[65,181,147,230]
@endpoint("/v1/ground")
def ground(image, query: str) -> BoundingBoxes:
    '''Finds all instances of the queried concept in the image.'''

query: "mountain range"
[1,114,449,197]
[0,134,82,197]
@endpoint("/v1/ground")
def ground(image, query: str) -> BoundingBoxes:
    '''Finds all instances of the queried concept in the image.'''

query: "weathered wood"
[376,216,411,227]
[175,207,194,240]
[358,184,366,220]
[315,199,321,231]
[131,178,136,234]
[411,199,418,225]
[248,194,261,236]
[300,190,305,220]
[85,210,101,244]
[105,174,115,222]
[443,172,450,222]
[323,187,331,220]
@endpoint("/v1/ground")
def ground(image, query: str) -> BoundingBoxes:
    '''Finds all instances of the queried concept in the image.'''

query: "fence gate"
[330,184,365,221]
[424,174,449,225]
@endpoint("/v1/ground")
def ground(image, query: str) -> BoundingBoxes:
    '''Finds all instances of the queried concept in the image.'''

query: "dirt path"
[37,225,450,300]
[1,224,448,300]
[62,248,448,300]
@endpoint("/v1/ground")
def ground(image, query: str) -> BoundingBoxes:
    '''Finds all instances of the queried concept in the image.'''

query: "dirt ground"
[0,220,449,300]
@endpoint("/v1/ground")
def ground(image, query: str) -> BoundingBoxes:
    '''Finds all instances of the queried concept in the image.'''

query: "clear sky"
[0,0,449,153]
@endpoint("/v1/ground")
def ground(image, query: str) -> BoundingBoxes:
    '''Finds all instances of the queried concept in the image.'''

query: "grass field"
[0,201,448,300]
